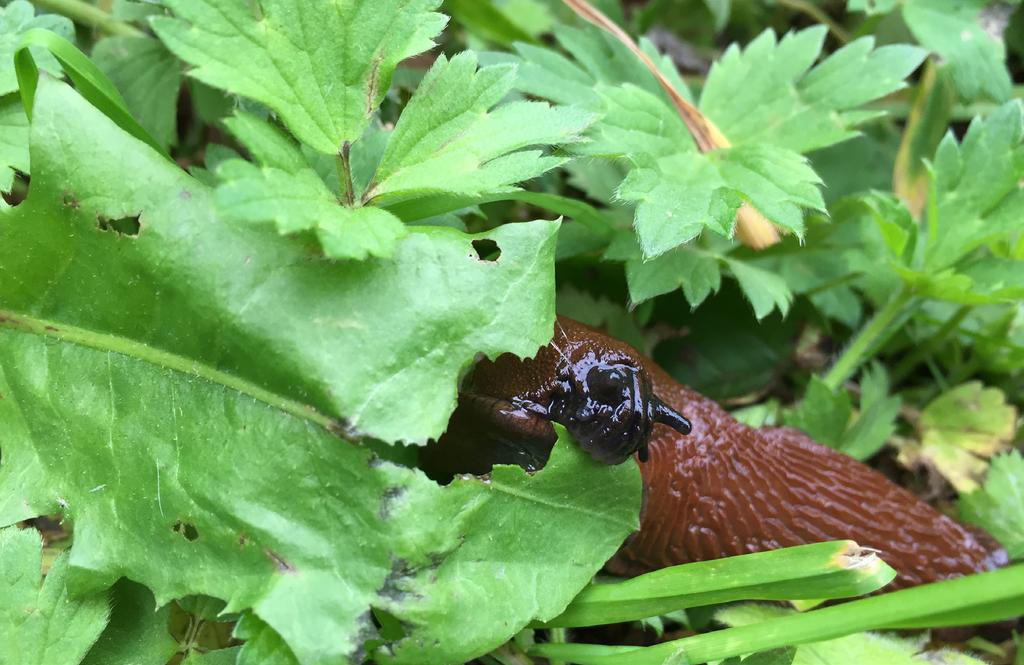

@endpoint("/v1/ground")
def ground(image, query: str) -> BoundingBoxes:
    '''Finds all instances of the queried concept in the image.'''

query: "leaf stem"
[31,0,145,38]
[774,0,850,44]
[890,305,972,384]
[822,288,916,392]
[548,628,568,665]
[338,141,356,206]
[0,309,353,440]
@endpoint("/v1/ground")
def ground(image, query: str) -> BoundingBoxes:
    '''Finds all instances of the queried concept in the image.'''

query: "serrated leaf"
[899,382,1019,492]
[0,527,110,665]
[925,101,1024,272]
[624,248,721,307]
[0,331,638,665]
[91,35,182,150]
[725,258,793,319]
[700,27,926,153]
[0,78,558,445]
[902,0,1013,103]
[81,581,177,665]
[960,450,1024,560]
[715,604,988,665]
[516,25,920,259]
[223,111,309,174]
[0,0,75,95]
[214,159,407,260]
[368,52,592,203]
[785,366,900,461]
[0,94,28,194]
[152,0,448,153]
[785,376,854,449]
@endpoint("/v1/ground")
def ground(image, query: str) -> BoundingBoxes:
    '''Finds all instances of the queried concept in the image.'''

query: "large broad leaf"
[0,329,640,665]
[152,0,448,153]
[0,78,558,444]
[0,94,28,195]
[0,527,110,665]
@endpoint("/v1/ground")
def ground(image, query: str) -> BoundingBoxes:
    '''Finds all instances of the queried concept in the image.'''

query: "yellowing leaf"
[899,382,1019,491]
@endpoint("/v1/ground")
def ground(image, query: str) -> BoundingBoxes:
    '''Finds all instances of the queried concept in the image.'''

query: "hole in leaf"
[97,214,141,237]
[471,238,501,262]
[173,520,199,542]
[2,173,28,208]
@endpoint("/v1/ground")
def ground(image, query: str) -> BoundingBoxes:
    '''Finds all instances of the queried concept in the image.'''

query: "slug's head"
[547,354,692,465]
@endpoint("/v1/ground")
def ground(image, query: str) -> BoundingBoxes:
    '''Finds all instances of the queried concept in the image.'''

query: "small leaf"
[369,52,592,203]
[214,159,407,260]
[152,0,448,153]
[959,450,1024,560]
[700,28,926,153]
[900,382,1019,491]
[902,0,1013,103]
[81,581,177,665]
[725,258,793,319]
[0,0,75,95]
[0,527,110,665]
[625,248,721,307]
[785,376,853,450]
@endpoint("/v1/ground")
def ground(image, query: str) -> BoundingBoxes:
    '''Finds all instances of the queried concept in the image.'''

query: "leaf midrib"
[0,309,347,438]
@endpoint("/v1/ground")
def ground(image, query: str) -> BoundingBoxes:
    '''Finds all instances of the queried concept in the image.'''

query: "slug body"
[422,317,1006,589]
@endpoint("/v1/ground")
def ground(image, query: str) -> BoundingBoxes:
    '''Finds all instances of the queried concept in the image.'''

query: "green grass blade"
[539,541,896,628]
[532,564,1024,665]
[15,28,167,158]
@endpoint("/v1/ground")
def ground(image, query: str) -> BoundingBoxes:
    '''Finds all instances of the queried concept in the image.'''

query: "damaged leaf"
[899,382,1018,492]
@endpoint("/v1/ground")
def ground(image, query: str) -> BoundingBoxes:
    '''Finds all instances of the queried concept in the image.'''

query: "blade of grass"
[14,28,168,158]
[532,564,1024,664]
[538,541,895,628]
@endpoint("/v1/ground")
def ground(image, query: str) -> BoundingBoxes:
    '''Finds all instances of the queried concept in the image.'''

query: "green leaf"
[377,426,641,663]
[214,159,407,260]
[960,451,1024,560]
[713,604,989,665]
[445,0,539,45]
[902,0,1013,103]
[222,111,310,174]
[924,101,1024,272]
[785,366,900,461]
[700,27,926,153]
[368,52,592,203]
[785,376,853,450]
[0,94,28,194]
[152,0,448,153]
[81,581,177,665]
[624,247,721,307]
[899,382,1019,492]
[0,0,74,95]
[0,330,638,664]
[725,258,793,319]
[91,35,182,150]
[0,78,558,446]
[0,527,110,665]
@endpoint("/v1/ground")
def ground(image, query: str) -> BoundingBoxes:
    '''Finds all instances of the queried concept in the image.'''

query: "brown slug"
[421,317,1008,590]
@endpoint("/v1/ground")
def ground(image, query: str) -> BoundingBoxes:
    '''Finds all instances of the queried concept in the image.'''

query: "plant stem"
[775,0,850,44]
[338,141,356,206]
[548,628,568,665]
[32,0,145,38]
[822,288,916,392]
[890,305,971,384]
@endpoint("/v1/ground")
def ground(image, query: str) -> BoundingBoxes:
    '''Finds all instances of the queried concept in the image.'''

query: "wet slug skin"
[421,317,1007,589]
